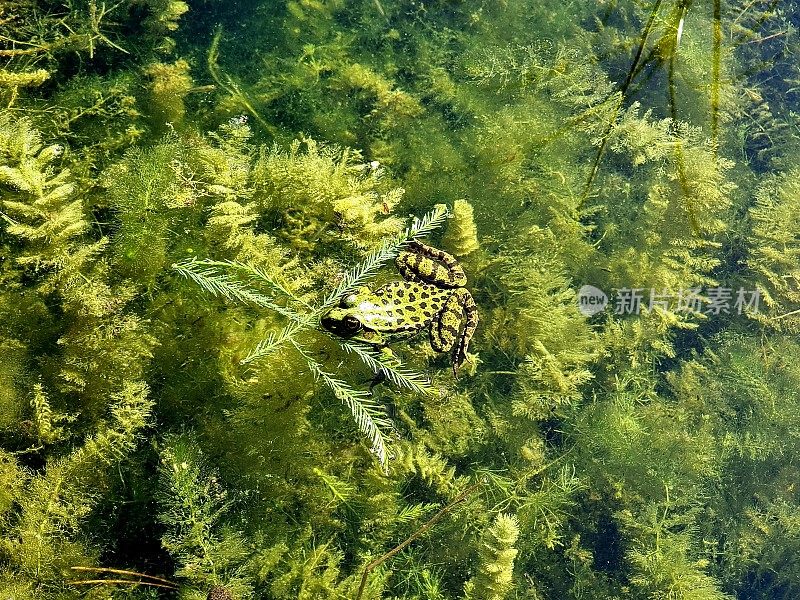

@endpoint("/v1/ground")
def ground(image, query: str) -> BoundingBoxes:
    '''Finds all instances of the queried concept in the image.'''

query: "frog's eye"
[344,315,361,332]
[342,294,358,307]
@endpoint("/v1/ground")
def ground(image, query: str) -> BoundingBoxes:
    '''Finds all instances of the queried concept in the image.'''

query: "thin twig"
[69,566,178,588]
[68,578,177,589]
[743,30,787,44]
[771,308,800,320]
[354,480,483,600]
[580,0,663,205]
[207,27,277,137]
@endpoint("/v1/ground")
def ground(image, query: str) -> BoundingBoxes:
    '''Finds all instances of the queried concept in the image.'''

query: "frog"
[321,240,478,375]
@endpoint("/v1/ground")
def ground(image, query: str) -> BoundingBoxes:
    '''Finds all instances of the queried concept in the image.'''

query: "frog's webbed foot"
[368,370,387,394]
[366,347,399,394]
[430,288,478,376]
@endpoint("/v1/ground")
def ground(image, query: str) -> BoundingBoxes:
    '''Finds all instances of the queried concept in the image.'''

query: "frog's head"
[320,289,367,338]
[321,306,363,338]
[321,287,392,345]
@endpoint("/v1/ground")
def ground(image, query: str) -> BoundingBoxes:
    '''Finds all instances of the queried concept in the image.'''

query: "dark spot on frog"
[441,323,459,336]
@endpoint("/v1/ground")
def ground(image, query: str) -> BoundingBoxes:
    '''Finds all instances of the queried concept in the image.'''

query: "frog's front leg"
[397,241,467,288]
[430,288,478,375]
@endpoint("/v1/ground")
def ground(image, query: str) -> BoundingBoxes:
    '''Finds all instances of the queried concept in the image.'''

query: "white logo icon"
[577,285,608,316]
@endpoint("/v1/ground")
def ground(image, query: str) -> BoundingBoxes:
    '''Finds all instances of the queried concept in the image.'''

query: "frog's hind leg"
[431,288,478,375]
[397,241,467,287]
[452,290,478,373]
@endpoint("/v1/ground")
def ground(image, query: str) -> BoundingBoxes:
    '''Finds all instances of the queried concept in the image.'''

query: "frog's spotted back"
[376,281,449,329]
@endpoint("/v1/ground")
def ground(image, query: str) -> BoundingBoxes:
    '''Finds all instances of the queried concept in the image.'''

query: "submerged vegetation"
[0,0,799,598]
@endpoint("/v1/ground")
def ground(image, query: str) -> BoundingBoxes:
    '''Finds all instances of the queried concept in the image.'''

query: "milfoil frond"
[240,261,311,309]
[191,257,309,308]
[241,320,310,364]
[401,203,452,244]
[394,502,440,525]
[173,258,305,322]
[294,341,393,469]
[341,341,433,395]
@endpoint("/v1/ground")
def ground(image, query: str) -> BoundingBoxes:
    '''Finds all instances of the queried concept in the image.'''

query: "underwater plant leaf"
[464,513,520,600]
[400,203,452,245]
[295,341,392,468]
[157,432,251,594]
[174,258,275,306]
[235,261,311,309]
[393,502,440,525]
[319,237,400,310]
[173,258,306,322]
[442,198,480,259]
[746,167,800,330]
[0,115,94,284]
[628,531,732,600]
[8,381,153,584]
[312,467,357,507]
[241,320,310,364]
[340,341,433,395]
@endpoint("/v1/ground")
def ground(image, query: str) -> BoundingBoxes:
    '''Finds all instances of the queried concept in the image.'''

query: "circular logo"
[577,285,608,316]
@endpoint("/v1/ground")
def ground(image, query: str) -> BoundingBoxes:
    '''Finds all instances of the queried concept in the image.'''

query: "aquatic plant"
[746,167,800,331]
[0,382,152,595]
[250,137,406,252]
[157,432,252,597]
[463,513,520,600]
[0,0,129,66]
[144,59,194,132]
[0,114,88,284]
[442,199,480,260]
